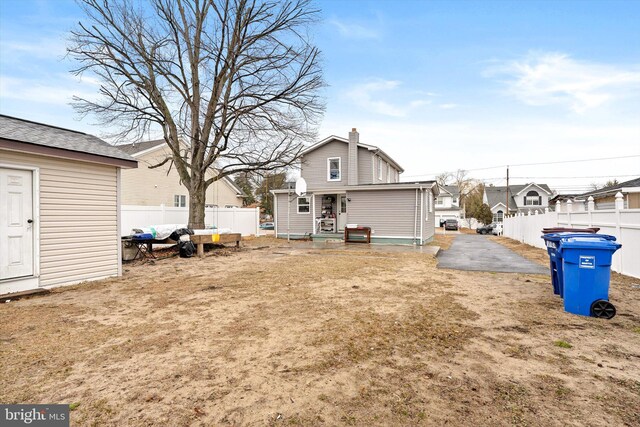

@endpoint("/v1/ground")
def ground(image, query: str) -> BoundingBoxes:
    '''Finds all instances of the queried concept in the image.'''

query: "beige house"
[0,114,137,295]
[577,177,640,210]
[118,139,245,208]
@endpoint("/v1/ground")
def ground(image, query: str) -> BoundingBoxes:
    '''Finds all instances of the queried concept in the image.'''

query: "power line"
[404,154,640,178]
[475,174,640,180]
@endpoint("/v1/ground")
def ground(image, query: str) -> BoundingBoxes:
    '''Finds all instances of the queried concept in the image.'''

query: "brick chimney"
[348,128,359,185]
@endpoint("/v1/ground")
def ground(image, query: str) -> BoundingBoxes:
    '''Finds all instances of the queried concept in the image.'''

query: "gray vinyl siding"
[357,148,373,185]
[346,189,419,238]
[0,149,119,287]
[374,156,393,183]
[423,189,436,242]
[274,192,314,235]
[301,141,349,189]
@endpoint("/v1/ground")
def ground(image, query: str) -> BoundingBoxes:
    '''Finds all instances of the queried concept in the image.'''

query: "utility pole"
[506,166,509,220]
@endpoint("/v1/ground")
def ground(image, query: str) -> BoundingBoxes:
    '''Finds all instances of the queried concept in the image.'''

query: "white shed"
[0,115,137,295]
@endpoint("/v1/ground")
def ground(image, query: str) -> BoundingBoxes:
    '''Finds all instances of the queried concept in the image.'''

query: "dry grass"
[1,236,638,426]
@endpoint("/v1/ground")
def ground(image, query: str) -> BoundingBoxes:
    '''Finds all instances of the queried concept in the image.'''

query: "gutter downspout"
[420,186,424,245]
[414,188,418,245]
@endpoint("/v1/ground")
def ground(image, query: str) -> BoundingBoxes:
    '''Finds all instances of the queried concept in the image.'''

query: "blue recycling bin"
[558,237,621,318]
[541,233,617,298]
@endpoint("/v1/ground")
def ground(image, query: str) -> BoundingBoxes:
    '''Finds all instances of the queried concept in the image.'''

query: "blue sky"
[1,0,639,192]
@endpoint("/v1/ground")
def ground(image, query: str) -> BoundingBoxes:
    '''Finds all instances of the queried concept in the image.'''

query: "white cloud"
[318,116,640,190]
[438,103,458,109]
[0,39,66,60]
[487,52,640,113]
[0,75,98,106]
[345,79,431,117]
[328,19,380,40]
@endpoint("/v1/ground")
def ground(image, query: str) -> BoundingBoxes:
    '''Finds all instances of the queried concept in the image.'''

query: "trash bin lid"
[541,232,617,243]
[558,237,622,251]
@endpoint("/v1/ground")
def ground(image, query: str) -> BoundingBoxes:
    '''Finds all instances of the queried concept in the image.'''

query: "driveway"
[437,234,549,274]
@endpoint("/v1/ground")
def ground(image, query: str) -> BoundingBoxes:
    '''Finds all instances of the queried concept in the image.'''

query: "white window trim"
[377,157,382,180]
[327,157,341,182]
[174,194,186,207]
[297,196,311,214]
[386,163,391,183]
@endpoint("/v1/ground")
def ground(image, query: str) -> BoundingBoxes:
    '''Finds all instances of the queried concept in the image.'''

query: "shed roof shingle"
[0,114,135,162]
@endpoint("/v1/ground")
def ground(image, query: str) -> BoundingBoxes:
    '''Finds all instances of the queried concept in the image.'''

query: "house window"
[174,195,186,207]
[493,210,504,223]
[327,157,341,181]
[386,163,391,183]
[452,197,458,205]
[378,157,382,180]
[297,196,310,214]
[436,197,444,205]
[524,190,541,206]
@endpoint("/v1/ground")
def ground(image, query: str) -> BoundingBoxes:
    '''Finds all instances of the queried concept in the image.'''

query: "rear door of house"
[0,168,34,280]
[337,195,347,231]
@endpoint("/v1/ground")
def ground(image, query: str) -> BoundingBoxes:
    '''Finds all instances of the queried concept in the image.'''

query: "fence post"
[614,192,623,272]
[615,192,624,210]
[256,207,261,236]
[587,196,594,227]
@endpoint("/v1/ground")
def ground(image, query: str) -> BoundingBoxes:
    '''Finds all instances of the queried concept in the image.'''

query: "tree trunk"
[188,178,207,229]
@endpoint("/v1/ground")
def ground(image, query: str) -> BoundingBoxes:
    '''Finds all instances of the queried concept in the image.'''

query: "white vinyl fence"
[503,194,640,278]
[121,205,261,237]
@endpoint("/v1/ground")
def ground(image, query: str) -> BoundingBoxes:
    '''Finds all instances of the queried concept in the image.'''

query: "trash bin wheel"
[590,300,616,319]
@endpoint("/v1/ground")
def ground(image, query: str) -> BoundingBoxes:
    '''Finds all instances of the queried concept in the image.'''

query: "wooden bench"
[190,233,241,258]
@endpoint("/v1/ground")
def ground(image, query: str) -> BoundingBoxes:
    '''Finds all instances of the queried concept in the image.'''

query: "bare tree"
[68,0,325,228]
[435,172,453,187]
[453,169,475,206]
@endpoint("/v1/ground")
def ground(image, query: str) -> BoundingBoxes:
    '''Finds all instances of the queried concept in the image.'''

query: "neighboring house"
[576,177,640,210]
[483,183,553,222]
[118,139,245,208]
[548,193,586,212]
[435,185,464,227]
[271,129,439,245]
[0,114,137,295]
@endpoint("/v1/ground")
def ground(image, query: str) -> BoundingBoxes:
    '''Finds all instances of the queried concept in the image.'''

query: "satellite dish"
[295,177,307,196]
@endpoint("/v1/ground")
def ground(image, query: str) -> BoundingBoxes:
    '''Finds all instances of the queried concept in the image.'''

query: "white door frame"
[337,194,347,231]
[0,163,40,289]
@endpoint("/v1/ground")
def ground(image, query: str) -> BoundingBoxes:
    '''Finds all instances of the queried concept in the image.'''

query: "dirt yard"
[1,235,639,426]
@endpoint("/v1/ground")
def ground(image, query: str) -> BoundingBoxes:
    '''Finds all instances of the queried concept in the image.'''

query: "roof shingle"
[0,114,135,162]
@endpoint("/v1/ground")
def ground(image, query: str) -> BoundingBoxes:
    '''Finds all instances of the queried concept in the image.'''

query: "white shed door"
[0,168,34,280]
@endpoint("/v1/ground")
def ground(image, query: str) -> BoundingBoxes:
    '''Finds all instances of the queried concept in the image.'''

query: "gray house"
[271,129,438,245]
[483,183,553,222]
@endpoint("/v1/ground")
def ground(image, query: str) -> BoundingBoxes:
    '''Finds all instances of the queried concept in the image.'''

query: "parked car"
[259,222,274,230]
[476,223,496,235]
[444,219,459,230]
